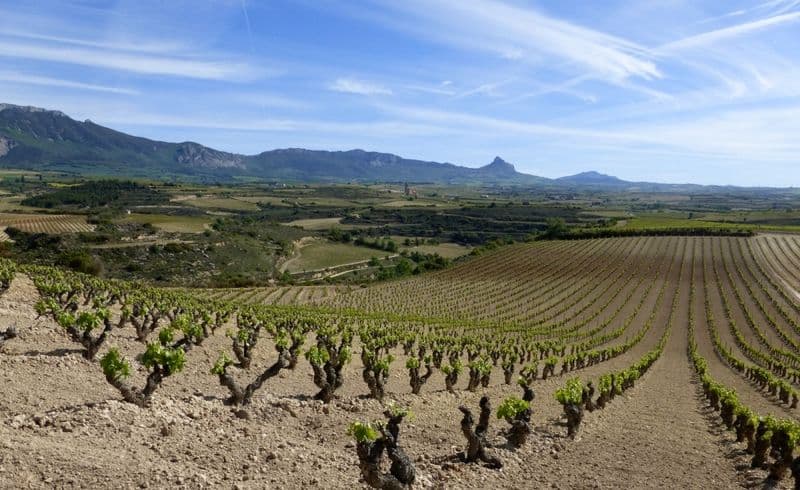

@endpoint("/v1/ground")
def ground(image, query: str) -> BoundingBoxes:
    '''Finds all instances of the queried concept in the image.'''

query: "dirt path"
[546,264,745,488]
[695,239,798,419]
[0,273,41,324]
[277,236,317,273]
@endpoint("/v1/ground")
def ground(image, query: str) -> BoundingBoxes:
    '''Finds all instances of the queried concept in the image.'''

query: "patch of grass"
[0,196,40,212]
[615,213,800,233]
[406,242,471,259]
[182,197,260,212]
[235,196,291,206]
[119,213,212,233]
[377,199,449,208]
[286,217,346,230]
[287,240,389,273]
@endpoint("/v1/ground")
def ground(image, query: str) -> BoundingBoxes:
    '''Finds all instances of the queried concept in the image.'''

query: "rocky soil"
[0,269,785,489]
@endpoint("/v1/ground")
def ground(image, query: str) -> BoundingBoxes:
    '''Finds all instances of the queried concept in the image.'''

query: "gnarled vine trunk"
[458,396,502,469]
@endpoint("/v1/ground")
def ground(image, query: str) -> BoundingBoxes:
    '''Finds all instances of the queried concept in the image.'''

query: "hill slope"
[0,103,543,184]
[556,171,628,186]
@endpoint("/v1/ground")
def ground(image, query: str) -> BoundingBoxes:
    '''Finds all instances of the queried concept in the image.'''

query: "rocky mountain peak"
[481,156,517,175]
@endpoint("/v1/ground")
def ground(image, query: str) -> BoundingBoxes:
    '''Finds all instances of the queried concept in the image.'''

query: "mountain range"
[0,103,779,190]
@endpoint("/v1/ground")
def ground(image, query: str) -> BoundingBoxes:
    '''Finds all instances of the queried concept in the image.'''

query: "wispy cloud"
[377,104,635,141]
[0,39,262,81]
[403,84,457,96]
[0,71,139,95]
[0,30,188,54]
[376,103,800,163]
[98,112,449,139]
[496,75,596,105]
[226,92,311,110]
[452,81,509,99]
[661,11,800,51]
[329,78,393,96]
[697,0,800,24]
[358,0,660,82]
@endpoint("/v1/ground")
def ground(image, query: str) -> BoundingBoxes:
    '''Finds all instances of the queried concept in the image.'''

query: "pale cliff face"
[0,136,16,158]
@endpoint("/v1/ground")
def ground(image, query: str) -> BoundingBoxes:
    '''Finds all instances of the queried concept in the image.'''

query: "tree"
[542,218,568,239]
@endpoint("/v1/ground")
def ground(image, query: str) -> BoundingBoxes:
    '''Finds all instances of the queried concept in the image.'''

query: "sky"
[0,0,799,186]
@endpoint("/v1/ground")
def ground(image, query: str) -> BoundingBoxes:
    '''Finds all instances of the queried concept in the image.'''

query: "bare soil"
[2,236,798,488]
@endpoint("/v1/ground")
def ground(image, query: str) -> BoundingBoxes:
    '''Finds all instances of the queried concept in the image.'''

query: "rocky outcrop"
[174,142,245,170]
[0,136,17,158]
[479,156,518,176]
[0,103,66,117]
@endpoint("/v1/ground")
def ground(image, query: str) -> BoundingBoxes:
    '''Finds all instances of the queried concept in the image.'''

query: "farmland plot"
[5,235,800,488]
[0,213,94,235]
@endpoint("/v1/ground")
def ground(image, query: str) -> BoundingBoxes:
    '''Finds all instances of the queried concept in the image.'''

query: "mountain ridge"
[556,171,627,186]
[0,103,547,184]
[0,103,789,190]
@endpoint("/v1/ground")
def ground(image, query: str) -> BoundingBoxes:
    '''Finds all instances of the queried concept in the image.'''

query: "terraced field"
[5,234,800,487]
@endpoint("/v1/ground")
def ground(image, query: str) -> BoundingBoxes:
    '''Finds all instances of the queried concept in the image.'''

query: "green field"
[286,217,346,230]
[119,213,213,233]
[180,196,260,212]
[406,242,471,258]
[285,240,391,273]
[619,213,800,233]
[377,199,452,208]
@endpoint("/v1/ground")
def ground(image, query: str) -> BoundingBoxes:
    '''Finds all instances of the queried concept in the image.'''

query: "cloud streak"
[661,11,800,51]
[329,78,393,96]
[361,0,660,82]
[0,39,262,81]
[0,71,139,95]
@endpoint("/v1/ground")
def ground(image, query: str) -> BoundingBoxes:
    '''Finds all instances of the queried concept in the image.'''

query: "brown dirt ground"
[1,236,797,489]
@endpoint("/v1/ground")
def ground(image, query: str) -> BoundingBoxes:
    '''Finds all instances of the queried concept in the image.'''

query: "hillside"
[556,171,628,187]
[0,104,544,184]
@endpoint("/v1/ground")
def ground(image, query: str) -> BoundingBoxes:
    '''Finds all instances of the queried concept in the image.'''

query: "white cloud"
[708,0,800,21]
[496,75,596,105]
[361,0,660,82]
[404,84,456,96]
[0,30,188,54]
[101,113,449,139]
[377,104,637,141]
[661,12,800,51]
[329,78,392,96]
[0,71,139,95]
[0,39,262,81]
[377,103,800,163]
[453,81,508,99]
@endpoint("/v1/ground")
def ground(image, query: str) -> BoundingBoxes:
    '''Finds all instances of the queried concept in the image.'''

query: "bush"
[58,249,102,276]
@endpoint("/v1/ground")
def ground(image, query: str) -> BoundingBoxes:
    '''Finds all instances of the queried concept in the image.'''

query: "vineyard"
[198,285,350,306]
[0,213,94,239]
[3,234,800,487]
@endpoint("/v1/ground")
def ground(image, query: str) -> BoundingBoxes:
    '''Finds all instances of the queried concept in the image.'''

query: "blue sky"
[0,0,799,186]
